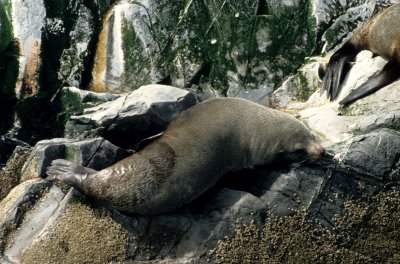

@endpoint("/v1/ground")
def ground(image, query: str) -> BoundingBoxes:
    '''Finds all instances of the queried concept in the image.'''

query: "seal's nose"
[307,142,325,161]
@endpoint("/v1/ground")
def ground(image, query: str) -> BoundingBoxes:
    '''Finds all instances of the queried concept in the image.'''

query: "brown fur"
[48,98,324,214]
[321,4,400,106]
[350,4,400,60]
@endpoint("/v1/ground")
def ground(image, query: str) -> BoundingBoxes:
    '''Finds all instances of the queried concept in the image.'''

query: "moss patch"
[122,18,154,89]
[213,187,400,263]
[22,202,127,264]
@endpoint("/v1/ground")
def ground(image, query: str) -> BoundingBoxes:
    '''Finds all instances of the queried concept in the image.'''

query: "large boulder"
[65,84,199,148]
[20,137,131,181]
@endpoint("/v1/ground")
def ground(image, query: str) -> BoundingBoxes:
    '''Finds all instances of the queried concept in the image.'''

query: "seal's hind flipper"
[321,43,358,101]
[339,59,400,106]
[47,159,97,191]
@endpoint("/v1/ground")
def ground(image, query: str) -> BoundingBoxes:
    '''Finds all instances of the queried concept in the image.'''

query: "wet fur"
[321,4,400,106]
[47,98,324,214]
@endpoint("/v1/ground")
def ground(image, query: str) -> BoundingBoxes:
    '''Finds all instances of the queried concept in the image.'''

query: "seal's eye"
[292,148,307,158]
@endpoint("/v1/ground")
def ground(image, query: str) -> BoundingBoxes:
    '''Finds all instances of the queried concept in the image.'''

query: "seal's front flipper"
[46,159,97,191]
[321,43,358,101]
[339,59,400,106]
[134,132,164,151]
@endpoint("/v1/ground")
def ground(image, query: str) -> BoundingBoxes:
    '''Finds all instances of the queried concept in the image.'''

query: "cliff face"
[0,0,395,142]
[1,1,400,263]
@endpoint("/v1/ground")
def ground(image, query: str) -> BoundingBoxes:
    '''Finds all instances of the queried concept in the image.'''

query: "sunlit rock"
[11,0,46,98]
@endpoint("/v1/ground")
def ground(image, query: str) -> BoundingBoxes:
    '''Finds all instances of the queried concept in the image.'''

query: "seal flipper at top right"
[320,3,400,106]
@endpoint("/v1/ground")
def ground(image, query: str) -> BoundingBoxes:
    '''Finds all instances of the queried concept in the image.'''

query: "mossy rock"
[22,202,127,264]
[213,187,400,263]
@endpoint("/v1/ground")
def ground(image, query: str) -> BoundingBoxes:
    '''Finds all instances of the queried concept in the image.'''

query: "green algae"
[122,18,154,89]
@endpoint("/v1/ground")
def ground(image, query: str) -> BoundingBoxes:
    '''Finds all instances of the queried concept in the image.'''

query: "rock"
[11,0,46,97]
[0,145,31,202]
[4,125,400,263]
[21,189,127,264]
[0,179,52,256]
[20,137,131,181]
[2,1,400,263]
[90,0,167,93]
[313,0,396,53]
[267,57,326,109]
[307,128,400,228]
[7,0,110,99]
[56,86,120,127]
[0,136,30,166]
[3,185,64,263]
[0,0,113,146]
[0,1,19,135]
[57,5,95,87]
[333,129,400,180]
[89,0,318,100]
[65,84,199,148]
[297,51,400,145]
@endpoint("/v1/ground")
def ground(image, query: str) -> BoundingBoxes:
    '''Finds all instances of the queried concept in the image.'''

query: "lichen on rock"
[213,187,400,263]
[21,202,127,264]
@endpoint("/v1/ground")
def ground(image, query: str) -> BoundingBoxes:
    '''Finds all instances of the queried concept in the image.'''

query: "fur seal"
[321,4,400,106]
[47,98,324,214]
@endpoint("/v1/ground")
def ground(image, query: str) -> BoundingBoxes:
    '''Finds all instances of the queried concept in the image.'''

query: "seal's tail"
[46,159,97,190]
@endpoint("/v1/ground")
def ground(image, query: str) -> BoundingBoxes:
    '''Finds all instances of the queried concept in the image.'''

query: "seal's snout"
[306,142,325,162]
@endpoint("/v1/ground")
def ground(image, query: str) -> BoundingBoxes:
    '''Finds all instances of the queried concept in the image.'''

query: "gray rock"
[90,0,167,93]
[267,57,325,109]
[4,185,64,263]
[306,128,400,228]
[65,84,199,148]
[57,6,95,87]
[21,137,130,180]
[0,179,52,256]
[314,0,396,53]
[88,0,318,101]
[0,136,30,166]
[3,1,400,263]
[0,145,31,202]
[334,129,400,180]
[56,86,120,127]
[298,52,400,146]
[10,0,46,96]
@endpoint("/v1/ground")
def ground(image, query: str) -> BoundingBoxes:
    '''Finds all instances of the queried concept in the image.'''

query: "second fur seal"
[47,98,324,214]
[321,3,400,106]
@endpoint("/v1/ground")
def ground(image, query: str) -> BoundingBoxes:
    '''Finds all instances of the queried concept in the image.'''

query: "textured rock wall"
[1,0,396,144]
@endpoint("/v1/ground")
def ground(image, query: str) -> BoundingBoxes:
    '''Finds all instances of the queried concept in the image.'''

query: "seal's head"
[278,125,325,163]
